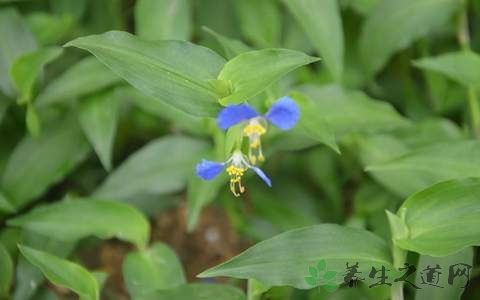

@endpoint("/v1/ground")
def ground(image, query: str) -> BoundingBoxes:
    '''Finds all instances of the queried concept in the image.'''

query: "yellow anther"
[226,165,245,176]
[250,139,260,149]
[243,123,266,136]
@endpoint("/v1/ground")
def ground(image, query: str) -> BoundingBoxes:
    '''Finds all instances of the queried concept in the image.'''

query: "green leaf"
[0,242,13,297]
[199,224,394,289]
[79,90,119,171]
[304,277,316,286]
[49,0,88,22]
[36,57,121,106]
[233,0,281,48]
[12,231,75,300]
[1,115,90,209]
[18,245,98,300]
[135,0,191,40]
[0,190,15,214]
[218,49,319,105]
[117,86,207,136]
[203,27,251,59]
[341,0,380,16]
[358,119,463,197]
[9,199,150,249]
[394,178,480,256]
[414,247,473,300]
[186,175,225,232]
[323,282,339,292]
[308,266,317,277]
[122,242,186,298]
[66,31,226,117]
[359,0,459,77]
[10,47,63,104]
[94,136,208,200]
[322,270,336,281]
[283,0,344,82]
[366,140,480,183]
[26,12,75,46]
[413,51,480,88]
[0,8,37,97]
[140,283,245,300]
[317,259,326,272]
[299,85,409,136]
[290,91,339,153]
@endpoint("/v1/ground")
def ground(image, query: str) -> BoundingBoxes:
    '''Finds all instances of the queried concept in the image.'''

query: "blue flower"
[196,151,272,197]
[217,96,299,164]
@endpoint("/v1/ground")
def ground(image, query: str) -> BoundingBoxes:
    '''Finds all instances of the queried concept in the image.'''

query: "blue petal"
[251,166,272,187]
[217,104,259,130]
[265,96,300,130]
[196,160,225,180]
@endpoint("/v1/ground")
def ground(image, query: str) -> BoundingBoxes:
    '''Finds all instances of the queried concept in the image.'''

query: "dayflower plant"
[196,150,272,196]
[217,96,300,164]
[196,96,299,196]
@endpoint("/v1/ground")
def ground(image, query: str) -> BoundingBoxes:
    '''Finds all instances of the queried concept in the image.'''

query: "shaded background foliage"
[0,0,480,299]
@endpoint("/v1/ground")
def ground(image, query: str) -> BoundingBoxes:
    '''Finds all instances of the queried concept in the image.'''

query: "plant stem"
[391,245,406,300]
[468,87,480,137]
[458,1,480,137]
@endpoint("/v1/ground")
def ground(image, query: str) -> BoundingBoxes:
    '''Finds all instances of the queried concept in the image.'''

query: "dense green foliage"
[0,0,479,299]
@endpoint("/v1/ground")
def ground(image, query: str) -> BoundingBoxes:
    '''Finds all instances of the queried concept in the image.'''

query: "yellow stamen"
[226,165,246,197]
[250,139,260,149]
[243,123,266,136]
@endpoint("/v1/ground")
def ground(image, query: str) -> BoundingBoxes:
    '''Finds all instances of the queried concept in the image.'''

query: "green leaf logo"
[323,270,337,280]
[309,266,318,277]
[304,259,338,292]
[317,259,326,272]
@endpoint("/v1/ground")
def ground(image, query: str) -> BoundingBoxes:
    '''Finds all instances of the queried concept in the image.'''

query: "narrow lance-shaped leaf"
[366,140,480,182]
[289,91,339,153]
[1,115,90,209]
[66,31,226,117]
[392,178,480,256]
[94,136,209,200]
[414,247,473,300]
[26,12,75,46]
[283,0,344,82]
[202,27,251,59]
[0,190,15,214]
[12,231,75,300]
[117,86,208,136]
[299,85,409,136]
[35,56,121,106]
[0,242,13,297]
[122,242,186,299]
[413,51,480,88]
[233,0,281,48]
[10,47,63,105]
[135,0,192,40]
[18,245,98,300]
[199,224,394,289]
[218,48,319,105]
[359,0,459,77]
[0,8,37,97]
[79,90,119,171]
[358,120,463,197]
[8,199,150,249]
